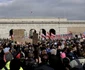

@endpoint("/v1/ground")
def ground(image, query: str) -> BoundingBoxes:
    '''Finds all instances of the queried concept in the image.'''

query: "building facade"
[0,18,85,38]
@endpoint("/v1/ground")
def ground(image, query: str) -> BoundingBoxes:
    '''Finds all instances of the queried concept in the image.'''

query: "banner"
[40,33,73,40]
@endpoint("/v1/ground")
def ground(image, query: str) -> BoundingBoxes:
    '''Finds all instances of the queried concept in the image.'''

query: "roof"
[0,18,67,22]
[0,18,85,23]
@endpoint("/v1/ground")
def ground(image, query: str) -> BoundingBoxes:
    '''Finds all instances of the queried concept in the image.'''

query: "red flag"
[64,34,68,39]
[82,32,85,38]
[50,33,56,40]
[46,32,50,39]
[51,33,56,37]
[41,33,46,38]
[56,34,61,39]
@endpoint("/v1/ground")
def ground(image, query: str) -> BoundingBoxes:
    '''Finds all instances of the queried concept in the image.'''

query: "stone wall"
[0,21,85,38]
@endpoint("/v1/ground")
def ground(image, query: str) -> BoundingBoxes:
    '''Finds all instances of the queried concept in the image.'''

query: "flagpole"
[58,18,60,38]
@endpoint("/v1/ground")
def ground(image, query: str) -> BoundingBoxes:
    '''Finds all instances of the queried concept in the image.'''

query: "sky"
[0,0,85,20]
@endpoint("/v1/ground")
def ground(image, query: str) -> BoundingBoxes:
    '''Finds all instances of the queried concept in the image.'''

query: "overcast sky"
[0,0,85,20]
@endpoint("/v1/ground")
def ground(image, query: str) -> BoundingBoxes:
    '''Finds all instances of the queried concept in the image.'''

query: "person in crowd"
[3,43,13,63]
[49,48,66,70]
[67,47,77,61]
[25,52,38,70]
[63,57,71,70]
[1,58,23,70]
[35,54,54,70]
[0,34,85,70]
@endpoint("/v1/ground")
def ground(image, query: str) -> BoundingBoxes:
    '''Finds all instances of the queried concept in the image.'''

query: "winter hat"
[60,52,66,59]
[3,47,10,53]
[50,49,57,55]
[16,53,21,59]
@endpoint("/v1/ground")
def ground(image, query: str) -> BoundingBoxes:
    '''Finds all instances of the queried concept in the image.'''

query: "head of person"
[60,52,66,59]
[41,49,47,55]
[41,54,48,64]
[63,57,70,67]
[50,49,57,55]
[28,52,34,58]
[10,59,20,70]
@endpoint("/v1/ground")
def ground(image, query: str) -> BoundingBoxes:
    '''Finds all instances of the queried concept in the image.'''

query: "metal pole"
[58,18,60,35]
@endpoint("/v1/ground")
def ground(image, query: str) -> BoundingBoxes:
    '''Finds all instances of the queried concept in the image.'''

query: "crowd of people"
[0,35,85,70]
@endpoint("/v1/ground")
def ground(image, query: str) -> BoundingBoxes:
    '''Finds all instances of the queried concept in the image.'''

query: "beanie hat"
[60,52,66,59]
[16,53,21,59]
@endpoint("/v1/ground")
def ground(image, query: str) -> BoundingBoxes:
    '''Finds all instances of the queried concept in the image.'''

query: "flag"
[82,32,85,38]
[51,33,56,37]
[68,31,73,39]
[46,32,50,39]
[62,34,67,39]
[56,34,61,39]
[41,33,46,38]
[50,33,56,40]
